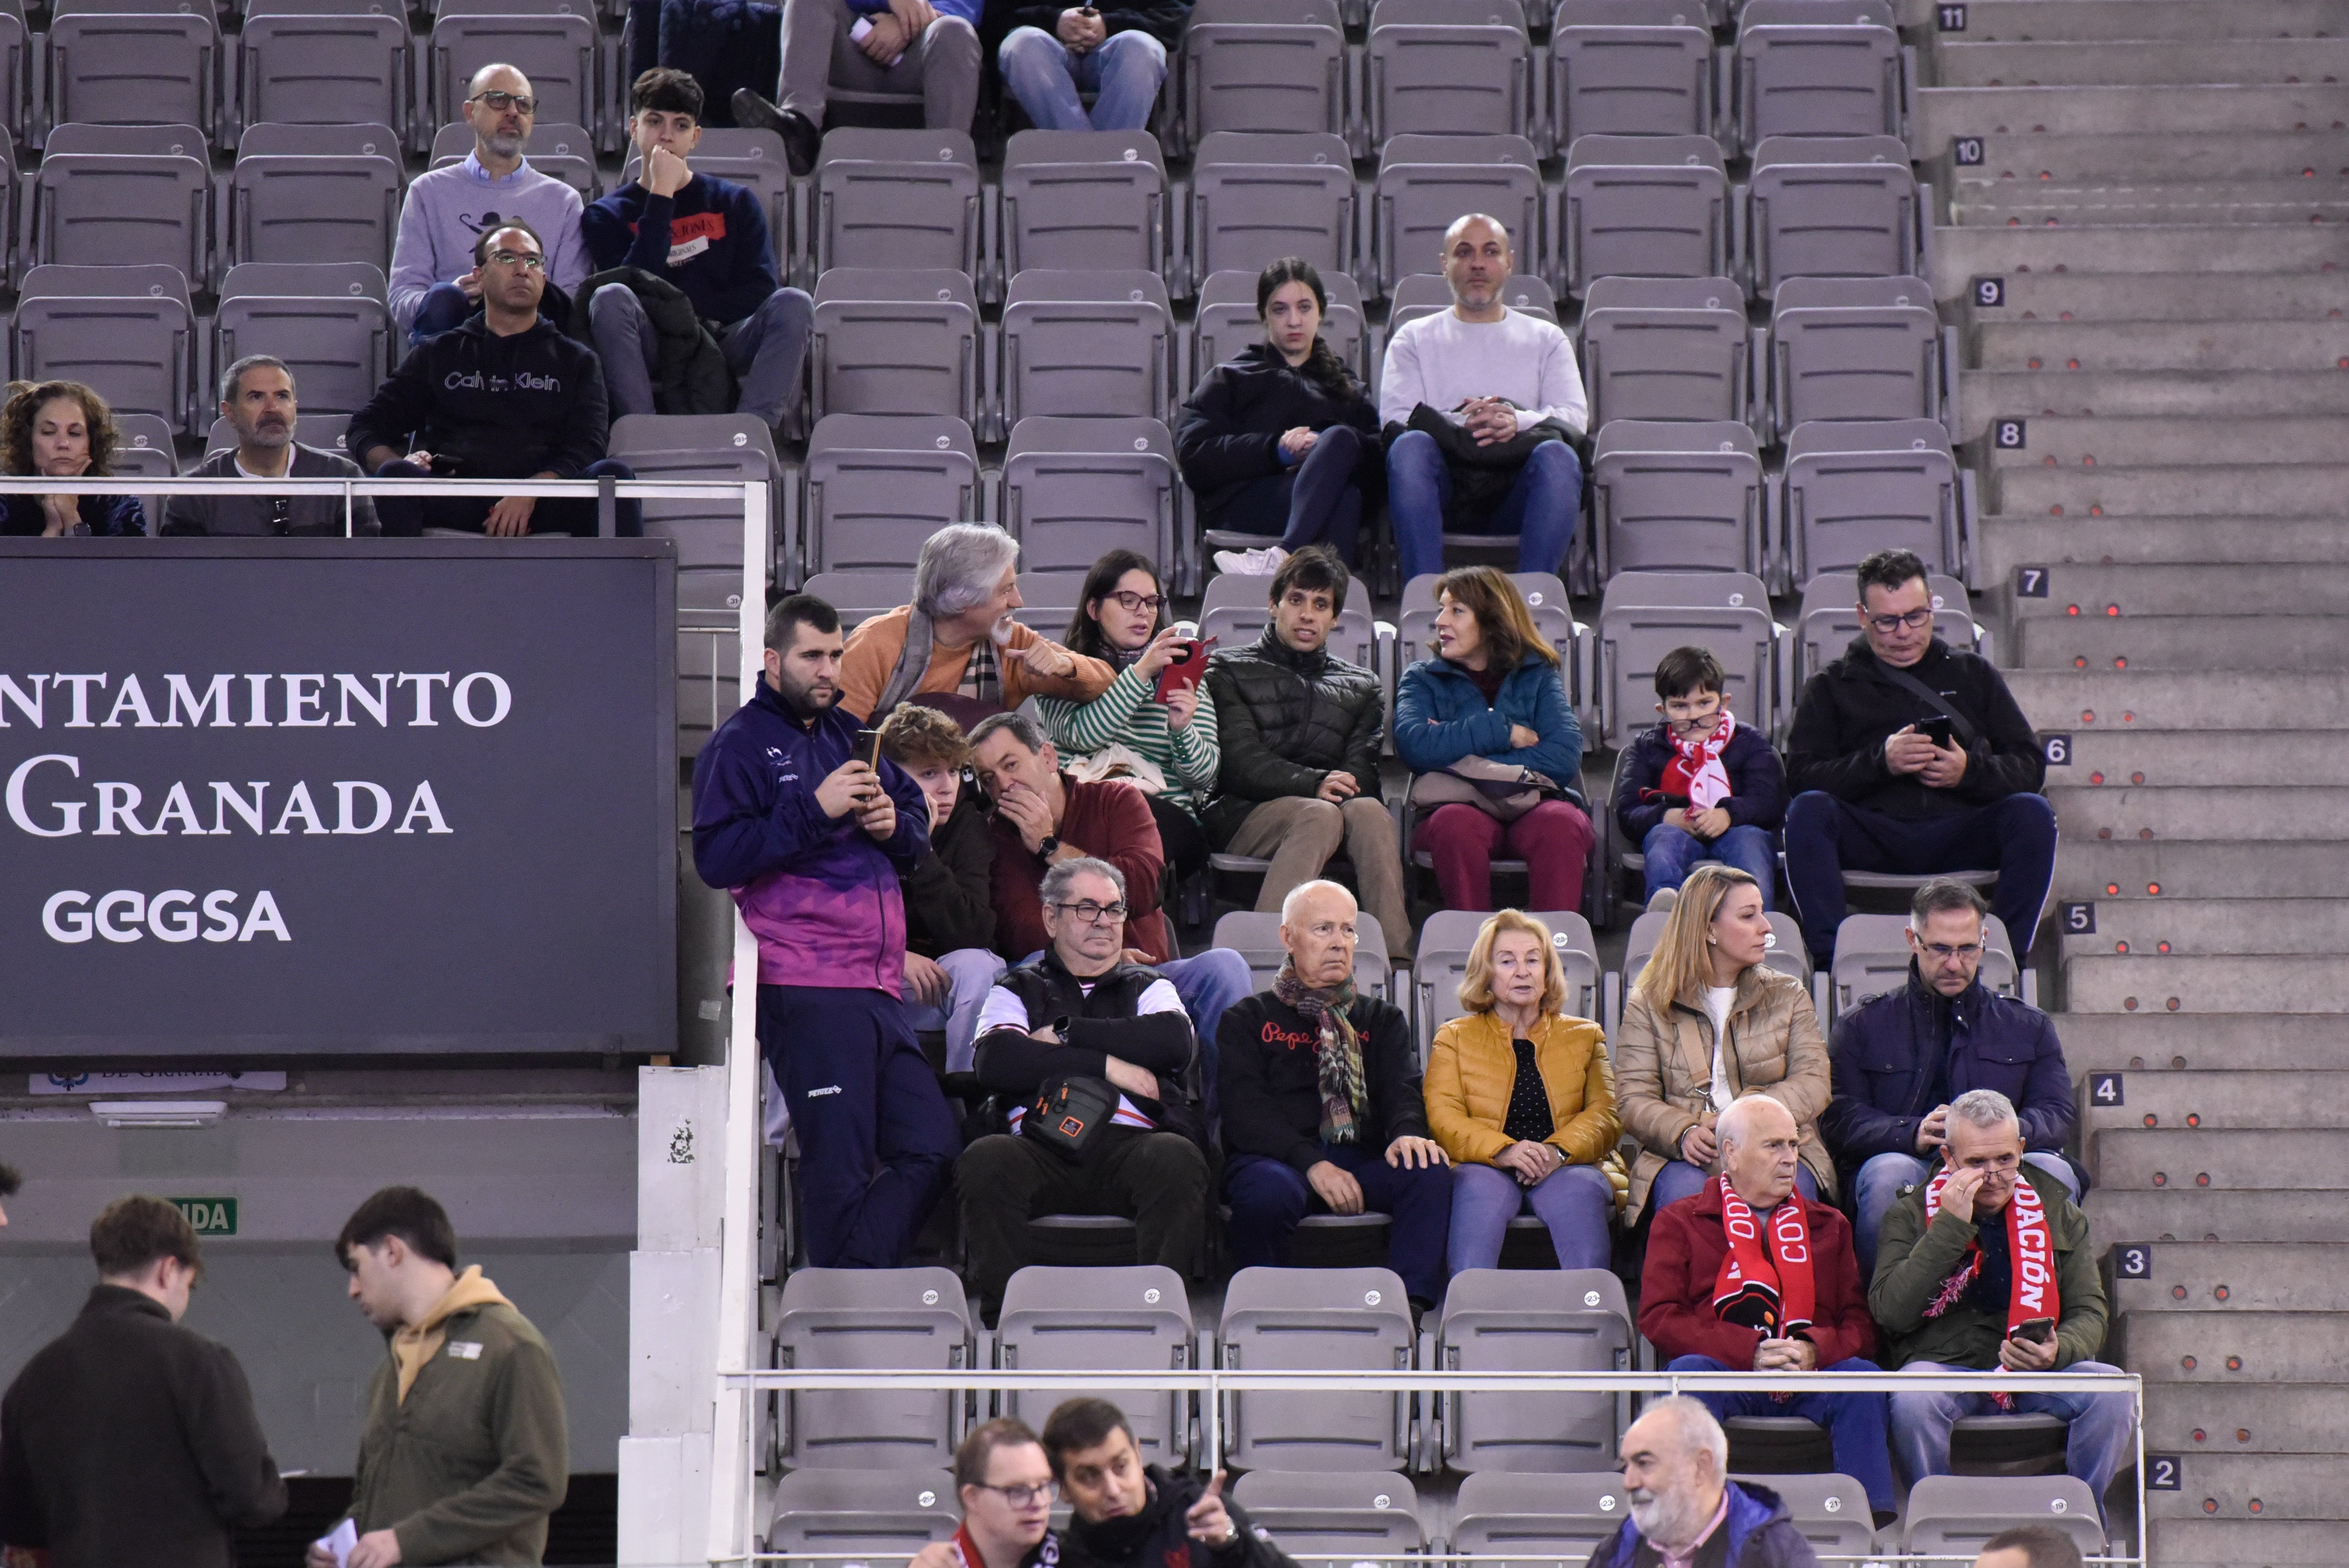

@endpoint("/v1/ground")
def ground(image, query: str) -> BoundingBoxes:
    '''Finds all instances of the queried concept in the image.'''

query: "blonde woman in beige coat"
[1615,864,1834,1224]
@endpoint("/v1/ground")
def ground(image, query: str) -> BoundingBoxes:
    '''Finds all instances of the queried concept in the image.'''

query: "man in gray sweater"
[164,356,379,537]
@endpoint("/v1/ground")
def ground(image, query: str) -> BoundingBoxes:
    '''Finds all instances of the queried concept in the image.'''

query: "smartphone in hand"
[1155,637,1217,703]
[2007,1316,2055,1345]
[1918,716,1957,750]
[852,728,883,770]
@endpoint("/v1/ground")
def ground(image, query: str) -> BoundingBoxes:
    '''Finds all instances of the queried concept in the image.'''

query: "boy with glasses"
[1611,644,1787,912]
[1782,548,2056,967]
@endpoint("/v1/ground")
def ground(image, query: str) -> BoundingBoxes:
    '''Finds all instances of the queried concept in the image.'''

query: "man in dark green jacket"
[310,1188,568,1568]
[1870,1089,2131,1517]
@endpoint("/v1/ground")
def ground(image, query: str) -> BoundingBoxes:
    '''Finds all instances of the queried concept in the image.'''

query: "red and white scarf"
[1653,711,1737,810]
[1921,1168,2060,1407]
[1713,1176,1816,1337]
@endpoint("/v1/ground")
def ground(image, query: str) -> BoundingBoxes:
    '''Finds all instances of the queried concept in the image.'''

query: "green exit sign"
[172,1197,238,1236]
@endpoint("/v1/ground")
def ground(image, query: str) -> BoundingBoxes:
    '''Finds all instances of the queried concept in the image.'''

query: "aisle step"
[1931,223,2349,297]
[1980,516,2349,574]
[2007,669,2349,727]
[1977,416,2349,467]
[2014,614,2349,670]
[2093,1129,2349,1188]
[1955,370,2349,437]
[2057,902,2349,960]
[2068,954,2349,1013]
[1989,464,2349,517]
[2046,784,2349,841]
[2110,1243,2349,1313]
[1951,183,2349,227]
[2056,840,2349,901]
[1933,38,2349,88]
[1914,83,2349,148]
[2116,1308,2349,1380]
[1971,319,2349,373]
[1943,129,2349,187]
[2056,1014,2349,1073]
[2000,565,2349,617]
[2143,1381,2349,1454]
[2087,1187,2349,1242]
[1940,0,2349,46]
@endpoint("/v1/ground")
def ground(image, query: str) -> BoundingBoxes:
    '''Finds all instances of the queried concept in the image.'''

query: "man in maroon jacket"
[1640,1094,1895,1523]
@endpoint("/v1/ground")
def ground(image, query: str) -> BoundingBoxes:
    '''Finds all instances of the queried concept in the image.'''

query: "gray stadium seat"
[1610,909,1809,1028]
[1410,907,1601,1063]
[1218,1267,1415,1472]
[234,1,410,142]
[1734,19,1904,145]
[1780,419,1963,584]
[995,1266,1193,1469]
[1549,10,1714,148]
[608,413,784,613]
[1001,416,1178,584]
[31,148,209,284]
[1738,0,1897,26]
[1191,267,1367,396]
[425,6,599,155]
[997,130,1169,282]
[999,270,1174,430]
[1451,1470,1635,1567]
[1830,912,2018,1015]
[809,269,981,425]
[773,1266,973,1471]
[1769,283,1949,442]
[45,0,217,141]
[1197,570,1384,681]
[204,411,353,458]
[1210,910,1392,1002]
[766,1467,960,1560]
[1383,270,1555,351]
[15,264,199,433]
[1743,136,1922,297]
[1595,570,1774,747]
[1581,300,1753,429]
[1010,572,1081,634]
[1230,1471,1422,1567]
[1901,1476,2106,1561]
[214,261,391,416]
[1179,0,1347,146]
[1591,419,1765,580]
[238,119,403,159]
[802,414,981,579]
[228,153,402,270]
[1371,134,1542,299]
[1734,1472,1878,1558]
[1791,569,1974,691]
[1392,567,1574,675]
[1558,134,1730,297]
[805,129,983,284]
[621,128,789,268]
[1439,1269,1632,1471]
[42,119,207,157]
[0,0,27,145]
[110,411,175,538]
[453,118,597,199]
[804,571,918,638]
[1366,0,1534,143]
[1188,133,1356,293]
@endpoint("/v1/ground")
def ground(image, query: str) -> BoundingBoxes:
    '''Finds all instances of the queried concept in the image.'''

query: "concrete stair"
[2056,1015,2349,1072]
[1940,0,2349,44]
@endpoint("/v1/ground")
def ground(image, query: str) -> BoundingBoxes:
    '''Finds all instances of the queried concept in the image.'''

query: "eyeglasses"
[1865,608,1936,634]
[1103,590,1166,613]
[487,250,545,270]
[468,89,538,114]
[1919,942,1983,961]
[1050,900,1128,926]
[975,1481,1058,1508]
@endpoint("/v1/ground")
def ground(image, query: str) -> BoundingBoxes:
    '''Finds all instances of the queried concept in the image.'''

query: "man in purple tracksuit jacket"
[692,592,960,1267]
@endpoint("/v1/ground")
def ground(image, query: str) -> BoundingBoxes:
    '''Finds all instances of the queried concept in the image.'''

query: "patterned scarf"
[1652,710,1738,810]
[1922,1168,2060,1408]
[958,635,1002,708]
[1273,958,1365,1145]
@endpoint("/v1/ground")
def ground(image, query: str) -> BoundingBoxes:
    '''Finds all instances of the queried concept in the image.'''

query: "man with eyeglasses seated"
[956,857,1209,1324]
[163,355,378,537]
[1782,548,2055,968]
[351,222,641,539]
[909,1419,1062,1568]
[390,64,589,345]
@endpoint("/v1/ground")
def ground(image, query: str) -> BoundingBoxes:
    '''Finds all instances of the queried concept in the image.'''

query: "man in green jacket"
[1870,1089,2132,1518]
[309,1188,568,1568]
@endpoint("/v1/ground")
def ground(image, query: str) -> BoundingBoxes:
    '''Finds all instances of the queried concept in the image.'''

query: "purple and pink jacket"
[690,682,928,996]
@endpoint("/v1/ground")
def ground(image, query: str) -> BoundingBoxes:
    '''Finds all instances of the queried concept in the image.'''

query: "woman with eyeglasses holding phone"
[0,381,145,537]
[1034,550,1219,881]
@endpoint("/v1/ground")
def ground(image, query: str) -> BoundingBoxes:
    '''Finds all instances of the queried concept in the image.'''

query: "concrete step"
[2048,784,2349,842]
[2143,1383,2349,1455]
[2111,1244,2349,1314]
[2085,1070,2349,1131]
[1938,0,2349,45]
[2057,901,2349,960]
[1914,82,2349,154]
[2043,731,2349,787]
[2067,955,2349,1013]
[1932,37,2349,87]
[2152,1517,2349,1566]
[1951,182,2349,227]
[2141,1452,2349,1521]
[2007,669,2349,728]
[2057,840,2349,900]
[1960,271,2349,325]
[2056,1014,2349,1073]
[2093,1129,2349,1191]
[1981,516,2349,574]
[2117,1309,2349,1382]
[1978,417,2349,467]
[1989,464,2349,516]
[1943,131,2349,188]
[2015,615,2349,671]
[1971,319,2349,372]
[2088,1187,2349,1243]
[2000,564,2349,617]
[1930,223,2349,300]
[1958,370,2349,438]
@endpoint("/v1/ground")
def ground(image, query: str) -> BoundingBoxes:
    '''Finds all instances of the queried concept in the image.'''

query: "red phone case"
[1155,638,1216,702]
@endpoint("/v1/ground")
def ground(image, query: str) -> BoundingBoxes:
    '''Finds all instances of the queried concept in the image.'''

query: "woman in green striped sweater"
[1034,550,1221,881]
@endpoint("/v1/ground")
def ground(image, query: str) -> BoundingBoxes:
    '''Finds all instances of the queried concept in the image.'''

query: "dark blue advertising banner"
[0,540,679,1058]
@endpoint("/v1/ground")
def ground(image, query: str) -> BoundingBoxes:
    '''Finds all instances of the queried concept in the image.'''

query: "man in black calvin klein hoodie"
[350,219,641,537]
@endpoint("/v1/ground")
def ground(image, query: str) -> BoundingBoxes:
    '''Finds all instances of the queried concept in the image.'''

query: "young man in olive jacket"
[1041,1399,1299,1568]
[312,1188,567,1568]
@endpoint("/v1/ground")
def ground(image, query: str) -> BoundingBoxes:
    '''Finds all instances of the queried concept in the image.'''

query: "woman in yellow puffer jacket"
[1425,909,1624,1272]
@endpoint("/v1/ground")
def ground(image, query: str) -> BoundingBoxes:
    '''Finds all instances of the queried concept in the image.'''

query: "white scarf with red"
[1713,1176,1814,1402]
[1653,710,1737,810]
[1921,1167,2060,1408]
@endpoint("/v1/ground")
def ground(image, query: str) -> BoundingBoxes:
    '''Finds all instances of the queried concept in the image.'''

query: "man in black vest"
[958,855,1210,1322]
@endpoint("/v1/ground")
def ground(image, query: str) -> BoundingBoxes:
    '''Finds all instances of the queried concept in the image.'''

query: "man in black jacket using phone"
[1782,549,2055,966]
[958,856,1209,1323]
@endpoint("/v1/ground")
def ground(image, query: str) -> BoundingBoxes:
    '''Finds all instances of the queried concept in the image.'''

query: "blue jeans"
[1783,790,2058,964]
[1892,1359,2135,1521]
[1209,423,1368,559]
[1447,1160,1613,1274]
[1642,822,1776,910]
[998,26,1167,131]
[409,281,472,346]
[1650,1158,1816,1215]
[1225,1144,1454,1304]
[1669,1354,1897,1511]
[589,282,814,428]
[898,947,1006,1073]
[1851,1150,2082,1279]
[1385,428,1582,583]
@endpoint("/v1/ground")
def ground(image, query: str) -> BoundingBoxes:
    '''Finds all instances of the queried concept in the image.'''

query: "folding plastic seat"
[803,570,920,637]
[1901,1477,2106,1562]
[608,414,785,615]
[1410,909,1600,1065]
[1188,132,1356,290]
[997,130,1168,282]
[1190,267,1367,396]
[1371,133,1542,298]
[111,411,176,536]
[1830,913,2018,1015]
[1001,416,1178,583]
[439,118,598,200]
[45,0,218,141]
[1179,0,1347,146]
[1549,2,1714,149]
[805,128,983,283]
[15,264,199,433]
[0,0,27,145]
[1791,569,1973,690]
[1740,0,1897,24]
[1594,570,1774,747]
[1392,567,1574,681]
[802,414,982,579]
[1229,1471,1422,1567]
[1780,418,1964,584]
[1612,908,1809,1015]
[229,152,402,270]
[1451,1471,1635,1568]
[809,269,981,424]
[624,128,789,269]
[234,0,411,143]
[1734,1473,1879,1561]
[240,120,403,160]
[1734,16,1904,144]
[1196,572,1384,685]
[1366,0,1533,143]
[1769,280,1949,443]
[994,1266,1193,1468]
[1437,1269,1632,1471]
[1217,1267,1415,1472]
[1382,270,1554,348]
[205,411,353,457]
[1210,911,1392,1002]
[1591,418,1764,580]
[1010,572,1081,635]
[1558,134,1729,296]
[214,261,392,416]
[1743,136,1922,296]
[767,1469,960,1562]
[999,270,1174,430]
[426,0,601,155]
[31,142,210,283]
[1580,296,1753,429]
[774,1267,973,1470]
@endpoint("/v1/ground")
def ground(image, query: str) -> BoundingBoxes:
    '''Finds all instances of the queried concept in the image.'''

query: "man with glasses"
[163,355,379,537]
[1783,547,2055,967]
[352,222,642,538]
[1823,878,2079,1276]
[956,856,1210,1323]
[390,64,588,344]
[911,1420,1061,1568]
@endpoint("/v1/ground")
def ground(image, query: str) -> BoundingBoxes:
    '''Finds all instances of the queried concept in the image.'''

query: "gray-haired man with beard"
[1590,1398,1820,1568]
[164,356,378,536]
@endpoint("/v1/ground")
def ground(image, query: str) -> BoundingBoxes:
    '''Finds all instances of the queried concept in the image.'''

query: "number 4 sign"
[2089,1073,2124,1107]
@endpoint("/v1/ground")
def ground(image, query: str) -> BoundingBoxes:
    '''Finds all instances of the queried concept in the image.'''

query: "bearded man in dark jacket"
[1592,1398,1821,1568]
[1203,545,1410,961]
[1041,1399,1298,1568]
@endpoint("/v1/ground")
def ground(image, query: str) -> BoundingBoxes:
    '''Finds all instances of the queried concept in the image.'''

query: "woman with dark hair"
[1175,256,1379,577]
[0,380,146,536]
[1032,550,1220,878]
[1395,566,1594,913]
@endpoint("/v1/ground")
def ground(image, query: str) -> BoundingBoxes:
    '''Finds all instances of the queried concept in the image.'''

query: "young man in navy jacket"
[584,68,814,430]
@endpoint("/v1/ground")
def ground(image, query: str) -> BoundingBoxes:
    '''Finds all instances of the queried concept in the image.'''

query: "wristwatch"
[1037,834,1061,858]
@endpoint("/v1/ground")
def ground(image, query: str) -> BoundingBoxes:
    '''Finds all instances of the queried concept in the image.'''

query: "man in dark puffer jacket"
[1041,1399,1299,1568]
[1203,546,1410,960]
[1591,1398,1822,1568]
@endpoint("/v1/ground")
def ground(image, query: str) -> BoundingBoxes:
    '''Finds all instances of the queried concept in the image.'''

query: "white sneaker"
[1647,888,1679,915]
[1213,546,1289,576]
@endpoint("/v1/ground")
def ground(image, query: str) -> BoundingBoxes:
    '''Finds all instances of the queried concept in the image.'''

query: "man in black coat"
[1041,1398,1299,1568]
[0,1196,287,1568]
[1217,879,1451,1309]
[1782,548,2055,965]
[1204,546,1411,961]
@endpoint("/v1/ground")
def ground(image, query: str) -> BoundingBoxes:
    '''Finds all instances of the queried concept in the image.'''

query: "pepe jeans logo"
[1261,1022,1315,1050]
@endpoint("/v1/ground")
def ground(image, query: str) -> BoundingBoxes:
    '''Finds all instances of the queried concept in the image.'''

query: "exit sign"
[172,1197,238,1235]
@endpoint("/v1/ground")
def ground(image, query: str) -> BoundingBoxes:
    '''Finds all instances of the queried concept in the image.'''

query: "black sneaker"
[732,88,820,176]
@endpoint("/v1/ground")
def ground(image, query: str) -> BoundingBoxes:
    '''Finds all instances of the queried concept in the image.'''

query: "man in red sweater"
[1639,1094,1895,1524]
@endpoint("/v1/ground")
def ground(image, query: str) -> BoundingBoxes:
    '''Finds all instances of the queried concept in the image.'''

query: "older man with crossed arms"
[1638,1095,1894,1525]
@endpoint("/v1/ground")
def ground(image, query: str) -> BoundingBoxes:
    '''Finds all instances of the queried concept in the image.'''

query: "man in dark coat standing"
[0,1195,287,1568]
[1590,1398,1820,1568]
